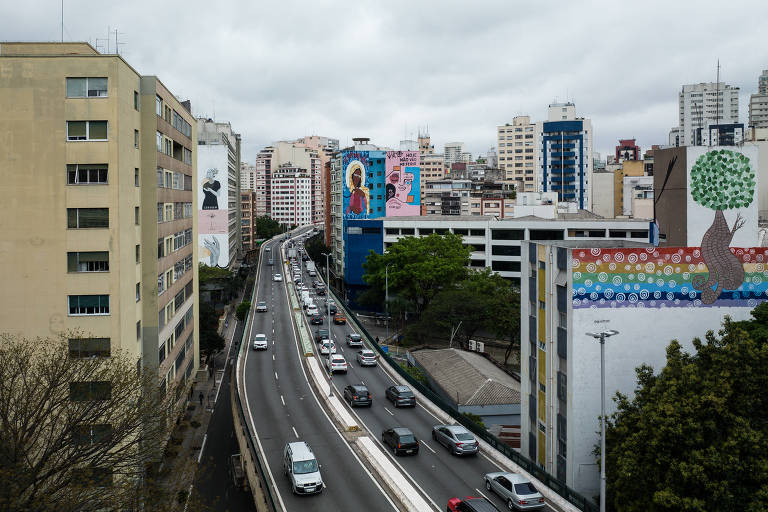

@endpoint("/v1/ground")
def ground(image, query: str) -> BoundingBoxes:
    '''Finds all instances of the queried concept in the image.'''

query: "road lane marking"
[281,395,285,406]
[292,426,298,438]
[275,372,278,380]
[272,354,275,361]
[420,440,436,454]
[475,489,492,502]
[384,407,395,416]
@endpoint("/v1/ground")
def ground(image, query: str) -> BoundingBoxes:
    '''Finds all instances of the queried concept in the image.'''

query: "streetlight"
[385,263,393,344]
[585,329,619,512]
[322,253,332,332]
[449,321,463,349]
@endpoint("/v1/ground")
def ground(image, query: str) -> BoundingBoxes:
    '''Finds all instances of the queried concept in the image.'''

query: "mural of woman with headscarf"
[345,160,370,216]
[201,168,221,210]
[385,165,419,215]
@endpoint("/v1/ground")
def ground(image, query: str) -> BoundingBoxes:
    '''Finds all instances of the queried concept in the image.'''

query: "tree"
[602,308,768,512]
[199,301,225,355]
[0,332,183,512]
[235,301,251,322]
[254,216,284,240]
[362,233,471,315]
[690,149,755,304]
[304,232,330,266]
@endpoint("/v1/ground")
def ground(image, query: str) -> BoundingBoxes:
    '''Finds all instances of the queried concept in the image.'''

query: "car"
[316,288,326,296]
[268,258,274,266]
[431,425,479,455]
[385,385,416,407]
[306,305,318,316]
[283,441,323,495]
[333,313,346,324]
[273,274,282,281]
[483,472,546,511]
[325,354,348,374]
[313,280,321,288]
[357,349,377,366]
[310,314,323,325]
[256,301,268,312]
[308,270,316,277]
[314,328,329,343]
[328,303,337,314]
[342,384,372,407]
[381,427,419,456]
[346,333,363,347]
[447,496,500,512]
[252,334,268,350]
[319,341,336,355]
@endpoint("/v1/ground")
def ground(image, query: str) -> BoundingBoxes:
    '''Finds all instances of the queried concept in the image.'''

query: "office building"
[0,42,198,398]
[240,190,258,251]
[240,162,257,191]
[197,118,241,269]
[444,142,471,166]
[497,116,538,192]
[669,82,740,146]
[539,103,593,211]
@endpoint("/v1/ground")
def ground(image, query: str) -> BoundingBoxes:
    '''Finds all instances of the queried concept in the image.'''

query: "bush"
[235,301,251,322]
[398,363,429,387]
[176,489,188,504]
[462,412,486,429]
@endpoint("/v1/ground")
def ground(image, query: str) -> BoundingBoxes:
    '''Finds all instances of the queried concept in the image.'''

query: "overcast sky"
[2,0,767,162]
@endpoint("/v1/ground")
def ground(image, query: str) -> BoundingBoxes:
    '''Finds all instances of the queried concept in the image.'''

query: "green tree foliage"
[235,301,251,322]
[198,263,234,282]
[690,149,755,211]
[603,307,768,511]
[199,301,225,355]
[254,216,284,239]
[0,332,186,512]
[362,233,471,314]
[462,412,486,429]
[304,231,331,267]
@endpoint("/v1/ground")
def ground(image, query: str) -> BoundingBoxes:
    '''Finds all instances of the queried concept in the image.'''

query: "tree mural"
[690,149,755,304]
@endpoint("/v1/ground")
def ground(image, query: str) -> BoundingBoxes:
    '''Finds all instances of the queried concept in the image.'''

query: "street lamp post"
[585,329,619,512]
[322,253,331,331]
[385,263,393,344]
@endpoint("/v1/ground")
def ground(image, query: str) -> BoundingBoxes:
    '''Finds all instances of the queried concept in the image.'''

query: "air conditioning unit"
[468,340,476,351]
[476,341,485,353]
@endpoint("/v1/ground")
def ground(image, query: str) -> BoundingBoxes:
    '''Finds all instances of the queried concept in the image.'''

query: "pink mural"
[385,151,420,216]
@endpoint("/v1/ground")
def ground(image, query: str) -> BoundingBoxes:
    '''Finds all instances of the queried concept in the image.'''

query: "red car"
[447,496,500,512]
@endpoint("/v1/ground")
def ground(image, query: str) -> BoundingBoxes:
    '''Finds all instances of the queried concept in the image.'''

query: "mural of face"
[345,160,369,216]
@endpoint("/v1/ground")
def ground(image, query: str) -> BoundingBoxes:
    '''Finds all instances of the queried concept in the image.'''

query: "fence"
[336,289,599,512]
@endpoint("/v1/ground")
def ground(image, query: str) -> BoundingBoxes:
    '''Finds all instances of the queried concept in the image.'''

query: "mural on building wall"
[342,151,371,219]
[689,149,756,303]
[385,151,420,216]
[199,234,228,267]
[572,247,768,309]
[198,148,229,267]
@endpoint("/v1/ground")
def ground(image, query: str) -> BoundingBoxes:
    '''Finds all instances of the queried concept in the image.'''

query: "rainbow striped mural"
[571,247,768,309]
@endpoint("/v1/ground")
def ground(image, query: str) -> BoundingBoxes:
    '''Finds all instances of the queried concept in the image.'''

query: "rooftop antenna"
[715,59,721,146]
[61,0,64,42]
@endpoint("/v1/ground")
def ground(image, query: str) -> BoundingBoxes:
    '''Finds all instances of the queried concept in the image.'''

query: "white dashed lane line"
[281,395,285,406]
[384,407,395,416]
[420,440,436,454]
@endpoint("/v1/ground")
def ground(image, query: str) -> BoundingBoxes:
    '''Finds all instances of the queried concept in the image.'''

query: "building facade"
[749,70,768,130]
[669,82,740,146]
[614,138,640,162]
[0,42,198,397]
[444,142,470,166]
[497,116,539,192]
[240,190,257,251]
[270,163,313,227]
[197,118,241,269]
[240,162,257,191]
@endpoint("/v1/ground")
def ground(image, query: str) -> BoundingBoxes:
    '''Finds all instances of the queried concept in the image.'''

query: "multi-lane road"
[239,230,555,511]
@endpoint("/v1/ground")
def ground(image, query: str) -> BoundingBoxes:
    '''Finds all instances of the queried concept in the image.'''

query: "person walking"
[198,392,204,406]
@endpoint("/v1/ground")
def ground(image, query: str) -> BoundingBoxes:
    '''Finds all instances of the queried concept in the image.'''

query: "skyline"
[2,0,767,162]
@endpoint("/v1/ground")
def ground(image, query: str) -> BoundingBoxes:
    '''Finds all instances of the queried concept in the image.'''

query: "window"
[183,148,192,165]
[135,282,140,302]
[165,236,173,256]
[68,337,110,358]
[157,238,164,258]
[67,208,109,228]
[183,202,192,218]
[67,121,107,141]
[67,251,109,272]
[67,164,108,185]
[159,308,166,330]
[136,320,141,341]
[68,295,110,315]
[184,228,192,246]
[173,172,181,190]
[156,131,163,152]
[133,91,139,111]
[158,273,166,295]
[165,269,173,287]
[164,138,172,156]
[134,129,139,148]
[557,372,567,401]
[164,204,173,222]
[135,244,140,263]
[165,301,175,321]
[157,203,164,223]
[164,170,173,188]
[134,206,139,225]
[134,168,139,187]
[156,95,162,116]
[72,424,112,446]
[66,77,107,98]
[69,381,111,401]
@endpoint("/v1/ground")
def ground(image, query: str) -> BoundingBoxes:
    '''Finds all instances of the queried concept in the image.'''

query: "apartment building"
[749,70,768,130]
[497,116,539,192]
[614,138,640,162]
[270,163,313,227]
[240,162,257,191]
[240,190,257,251]
[197,118,241,268]
[0,42,198,398]
[444,141,471,166]
[669,82,740,146]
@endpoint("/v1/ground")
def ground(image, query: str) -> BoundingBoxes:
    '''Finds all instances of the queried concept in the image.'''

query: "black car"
[343,385,372,407]
[310,314,323,325]
[316,288,326,296]
[385,385,416,407]
[381,427,419,456]
[328,304,337,314]
[314,329,329,343]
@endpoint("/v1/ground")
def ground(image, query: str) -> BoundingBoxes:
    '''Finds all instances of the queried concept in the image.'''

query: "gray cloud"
[2,0,767,162]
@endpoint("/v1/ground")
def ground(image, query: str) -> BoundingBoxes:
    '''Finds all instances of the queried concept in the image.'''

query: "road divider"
[305,357,359,432]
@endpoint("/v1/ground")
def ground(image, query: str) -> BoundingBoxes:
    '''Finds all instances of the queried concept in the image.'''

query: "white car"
[273,274,282,282]
[306,305,318,316]
[255,301,268,312]
[319,341,336,355]
[252,334,268,350]
[356,349,377,366]
[325,354,348,373]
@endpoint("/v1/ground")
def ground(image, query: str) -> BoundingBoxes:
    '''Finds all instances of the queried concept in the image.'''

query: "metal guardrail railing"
[329,285,599,512]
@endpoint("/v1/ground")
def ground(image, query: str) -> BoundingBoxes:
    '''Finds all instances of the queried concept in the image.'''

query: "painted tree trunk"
[692,210,744,304]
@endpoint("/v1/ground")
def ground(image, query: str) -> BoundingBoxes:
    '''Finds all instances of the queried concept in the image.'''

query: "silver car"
[484,472,545,510]
[356,349,377,366]
[431,424,479,455]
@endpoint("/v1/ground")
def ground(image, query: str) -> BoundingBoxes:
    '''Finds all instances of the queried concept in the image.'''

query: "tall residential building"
[497,116,538,192]
[240,162,257,191]
[0,42,198,397]
[293,135,338,225]
[240,190,258,251]
[748,70,768,130]
[615,138,640,162]
[197,118,241,269]
[444,142,470,165]
[669,82,740,146]
[271,163,313,227]
[539,103,593,211]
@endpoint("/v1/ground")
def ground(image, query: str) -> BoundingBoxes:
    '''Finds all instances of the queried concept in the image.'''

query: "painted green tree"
[601,303,768,511]
[689,149,755,304]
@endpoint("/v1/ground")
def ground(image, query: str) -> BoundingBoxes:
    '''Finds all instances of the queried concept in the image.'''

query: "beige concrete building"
[613,160,644,216]
[0,42,198,396]
[497,116,539,192]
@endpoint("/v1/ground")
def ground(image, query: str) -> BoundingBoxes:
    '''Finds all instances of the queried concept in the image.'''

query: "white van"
[283,441,323,495]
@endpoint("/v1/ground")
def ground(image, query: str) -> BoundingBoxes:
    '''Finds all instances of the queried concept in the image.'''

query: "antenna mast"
[61,0,64,42]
